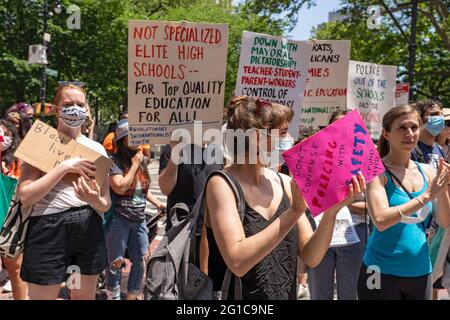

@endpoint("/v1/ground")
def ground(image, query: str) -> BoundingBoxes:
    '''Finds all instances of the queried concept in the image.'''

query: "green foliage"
[312,0,450,106]
[1,0,299,124]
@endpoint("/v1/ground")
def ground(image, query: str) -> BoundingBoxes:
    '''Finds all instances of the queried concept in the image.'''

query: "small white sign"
[28,45,48,65]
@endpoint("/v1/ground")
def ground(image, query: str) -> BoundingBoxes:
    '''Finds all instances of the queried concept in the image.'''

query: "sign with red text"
[128,20,228,145]
[282,110,384,216]
[347,60,397,140]
[300,40,351,134]
[395,83,409,107]
[235,31,313,139]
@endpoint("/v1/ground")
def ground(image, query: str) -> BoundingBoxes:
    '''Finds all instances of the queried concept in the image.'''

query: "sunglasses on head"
[255,97,272,117]
[57,81,85,88]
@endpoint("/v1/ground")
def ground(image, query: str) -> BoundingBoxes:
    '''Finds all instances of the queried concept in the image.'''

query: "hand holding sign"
[290,178,307,213]
[60,156,96,181]
[282,110,383,216]
[341,172,366,207]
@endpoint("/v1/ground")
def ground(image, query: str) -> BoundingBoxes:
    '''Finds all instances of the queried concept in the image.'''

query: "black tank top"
[206,173,298,300]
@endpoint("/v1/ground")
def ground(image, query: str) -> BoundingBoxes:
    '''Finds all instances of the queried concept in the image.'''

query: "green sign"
[44,68,58,77]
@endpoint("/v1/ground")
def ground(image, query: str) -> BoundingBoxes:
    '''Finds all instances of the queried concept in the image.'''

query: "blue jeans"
[105,213,149,296]
[308,223,367,300]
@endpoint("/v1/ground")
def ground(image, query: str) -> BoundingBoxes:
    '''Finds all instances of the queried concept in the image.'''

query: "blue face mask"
[424,115,445,136]
[277,137,294,151]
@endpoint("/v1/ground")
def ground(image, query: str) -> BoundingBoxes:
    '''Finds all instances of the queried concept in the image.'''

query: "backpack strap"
[203,170,245,300]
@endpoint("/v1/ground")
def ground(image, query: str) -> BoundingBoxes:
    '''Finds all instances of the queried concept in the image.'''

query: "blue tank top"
[363,162,433,277]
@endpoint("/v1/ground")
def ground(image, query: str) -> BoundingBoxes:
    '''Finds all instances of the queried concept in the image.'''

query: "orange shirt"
[103,132,150,154]
[103,132,116,154]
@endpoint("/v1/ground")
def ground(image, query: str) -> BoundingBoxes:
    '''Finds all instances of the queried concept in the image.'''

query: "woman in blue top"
[358,105,450,300]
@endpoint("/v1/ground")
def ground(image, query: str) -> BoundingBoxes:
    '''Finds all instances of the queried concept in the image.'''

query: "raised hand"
[341,172,366,207]
[428,158,450,198]
[131,151,144,167]
[60,157,96,180]
[290,178,307,213]
[72,176,102,208]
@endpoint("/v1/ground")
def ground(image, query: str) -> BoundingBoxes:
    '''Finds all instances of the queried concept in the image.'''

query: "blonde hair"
[226,96,293,130]
[54,84,86,106]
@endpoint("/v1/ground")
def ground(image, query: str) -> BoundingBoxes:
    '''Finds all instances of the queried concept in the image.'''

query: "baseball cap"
[114,119,128,142]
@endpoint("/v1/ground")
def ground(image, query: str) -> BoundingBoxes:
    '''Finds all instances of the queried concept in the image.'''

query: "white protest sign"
[128,20,228,145]
[314,206,360,247]
[347,60,397,139]
[300,40,351,133]
[395,83,410,107]
[234,31,312,140]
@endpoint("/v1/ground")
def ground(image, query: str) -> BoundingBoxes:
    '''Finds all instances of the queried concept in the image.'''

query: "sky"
[289,0,343,40]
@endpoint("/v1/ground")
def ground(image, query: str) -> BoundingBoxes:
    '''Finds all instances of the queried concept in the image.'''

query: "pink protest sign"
[282,109,384,216]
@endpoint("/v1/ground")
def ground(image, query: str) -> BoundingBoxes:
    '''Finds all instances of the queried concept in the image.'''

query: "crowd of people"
[1,81,450,300]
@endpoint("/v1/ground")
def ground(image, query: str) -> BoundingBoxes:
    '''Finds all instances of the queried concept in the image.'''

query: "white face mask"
[0,127,12,151]
[59,104,87,128]
[1,135,12,151]
[400,204,430,224]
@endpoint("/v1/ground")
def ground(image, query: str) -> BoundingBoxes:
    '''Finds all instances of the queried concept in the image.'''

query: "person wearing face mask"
[18,83,111,300]
[409,100,450,298]
[105,119,164,300]
[0,120,28,300]
[203,96,365,300]
[412,100,448,167]
[358,105,450,300]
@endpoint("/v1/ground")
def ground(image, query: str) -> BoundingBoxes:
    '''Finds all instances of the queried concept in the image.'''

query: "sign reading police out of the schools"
[300,40,351,134]
[282,110,384,216]
[14,120,113,187]
[128,20,228,145]
[235,31,313,140]
[347,61,397,139]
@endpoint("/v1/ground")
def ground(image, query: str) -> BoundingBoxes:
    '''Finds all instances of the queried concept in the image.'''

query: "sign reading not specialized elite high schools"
[128,20,228,145]
[282,110,384,216]
[235,31,312,140]
[347,60,397,140]
[300,40,351,134]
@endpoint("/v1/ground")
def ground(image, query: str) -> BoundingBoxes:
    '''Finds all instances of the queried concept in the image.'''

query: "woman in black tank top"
[204,96,366,300]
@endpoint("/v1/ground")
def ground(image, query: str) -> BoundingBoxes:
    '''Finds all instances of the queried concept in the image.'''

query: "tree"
[312,0,450,106]
[0,0,291,123]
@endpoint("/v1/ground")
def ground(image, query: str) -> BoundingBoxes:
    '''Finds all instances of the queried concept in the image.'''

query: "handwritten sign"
[395,83,410,107]
[347,60,397,139]
[235,31,312,139]
[14,120,112,187]
[282,110,384,216]
[128,20,228,145]
[300,40,351,133]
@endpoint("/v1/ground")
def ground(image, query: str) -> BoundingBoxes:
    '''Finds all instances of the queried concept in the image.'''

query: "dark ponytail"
[377,135,390,158]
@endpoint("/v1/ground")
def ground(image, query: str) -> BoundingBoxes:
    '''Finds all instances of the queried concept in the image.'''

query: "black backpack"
[144,170,244,300]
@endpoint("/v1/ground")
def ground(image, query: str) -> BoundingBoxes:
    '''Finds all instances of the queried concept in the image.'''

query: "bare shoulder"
[206,173,235,199]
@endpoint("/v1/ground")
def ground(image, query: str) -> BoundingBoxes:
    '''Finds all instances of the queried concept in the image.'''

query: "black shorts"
[21,206,107,286]
[357,264,432,300]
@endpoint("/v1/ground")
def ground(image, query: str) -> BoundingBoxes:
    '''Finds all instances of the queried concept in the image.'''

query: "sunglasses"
[255,97,272,117]
[57,81,85,88]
